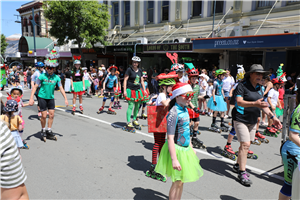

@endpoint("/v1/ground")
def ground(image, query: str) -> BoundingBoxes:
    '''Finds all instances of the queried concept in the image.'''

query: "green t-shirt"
[38,73,61,99]
[289,105,300,135]
[189,84,200,108]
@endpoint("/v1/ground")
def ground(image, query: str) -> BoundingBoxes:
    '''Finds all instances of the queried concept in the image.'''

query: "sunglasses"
[46,67,54,70]
[180,92,195,100]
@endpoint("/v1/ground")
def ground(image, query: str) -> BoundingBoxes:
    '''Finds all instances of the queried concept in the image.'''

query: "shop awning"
[18,36,54,53]
[192,33,300,53]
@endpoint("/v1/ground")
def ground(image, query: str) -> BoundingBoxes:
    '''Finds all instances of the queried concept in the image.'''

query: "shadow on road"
[205,146,225,159]
[28,114,39,121]
[220,195,241,200]
[25,131,63,141]
[136,140,153,151]
[112,122,127,129]
[127,155,151,173]
[132,187,168,200]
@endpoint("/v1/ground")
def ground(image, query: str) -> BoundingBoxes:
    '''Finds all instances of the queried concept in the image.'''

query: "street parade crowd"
[1,49,300,200]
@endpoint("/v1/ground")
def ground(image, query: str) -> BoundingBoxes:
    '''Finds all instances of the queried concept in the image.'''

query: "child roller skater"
[207,69,229,133]
[185,63,205,149]
[113,71,122,109]
[146,70,177,182]
[154,82,203,200]
[123,56,149,132]
[138,71,150,119]
[98,66,118,115]
[71,55,85,115]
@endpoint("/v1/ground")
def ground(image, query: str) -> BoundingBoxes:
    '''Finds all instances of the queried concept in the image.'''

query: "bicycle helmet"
[171,63,184,72]
[74,60,81,65]
[215,69,227,76]
[188,68,199,78]
[35,62,44,68]
[157,71,178,86]
[132,56,141,62]
[9,85,23,95]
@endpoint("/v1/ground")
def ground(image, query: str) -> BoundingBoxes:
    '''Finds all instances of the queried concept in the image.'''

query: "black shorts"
[35,87,40,106]
[38,98,55,111]
[104,87,114,97]
[190,117,200,122]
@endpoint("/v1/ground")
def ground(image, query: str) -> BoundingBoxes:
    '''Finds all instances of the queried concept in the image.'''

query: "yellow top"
[0,114,22,131]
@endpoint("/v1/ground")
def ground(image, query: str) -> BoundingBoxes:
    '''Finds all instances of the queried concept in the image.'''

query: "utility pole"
[30,8,37,64]
[212,0,216,38]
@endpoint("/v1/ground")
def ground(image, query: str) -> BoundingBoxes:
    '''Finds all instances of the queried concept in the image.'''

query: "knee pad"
[111,96,115,102]
[280,182,291,197]
[103,97,107,102]
[229,127,236,136]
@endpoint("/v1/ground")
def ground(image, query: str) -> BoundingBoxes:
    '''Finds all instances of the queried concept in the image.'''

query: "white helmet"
[132,56,141,62]
[74,60,81,65]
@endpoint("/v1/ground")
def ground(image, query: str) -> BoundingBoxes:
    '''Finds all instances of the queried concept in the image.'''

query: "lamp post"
[212,0,216,38]
[30,8,37,64]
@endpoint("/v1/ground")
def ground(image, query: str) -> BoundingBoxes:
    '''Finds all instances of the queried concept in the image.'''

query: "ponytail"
[168,98,176,111]
[7,112,12,130]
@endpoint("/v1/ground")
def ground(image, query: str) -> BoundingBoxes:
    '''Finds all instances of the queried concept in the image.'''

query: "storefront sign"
[193,33,299,50]
[143,43,193,52]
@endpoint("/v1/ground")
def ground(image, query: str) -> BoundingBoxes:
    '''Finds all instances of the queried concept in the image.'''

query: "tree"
[43,1,110,67]
[1,34,8,59]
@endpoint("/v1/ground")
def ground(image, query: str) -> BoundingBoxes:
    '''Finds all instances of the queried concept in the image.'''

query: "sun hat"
[244,64,268,79]
[102,67,106,70]
[82,67,87,70]
[170,82,193,100]
[9,86,23,95]
[3,99,18,112]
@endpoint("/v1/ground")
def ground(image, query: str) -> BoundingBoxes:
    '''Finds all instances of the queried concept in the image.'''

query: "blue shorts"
[223,90,230,98]
[94,85,98,90]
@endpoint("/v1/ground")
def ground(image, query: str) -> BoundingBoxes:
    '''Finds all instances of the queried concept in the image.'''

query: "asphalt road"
[1,87,285,199]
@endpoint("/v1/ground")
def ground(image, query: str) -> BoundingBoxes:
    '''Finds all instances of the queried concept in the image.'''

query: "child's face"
[190,77,197,84]
[12,90,21,99]
[208,82,213,86]
[176,92,192,107]
[167,85,173,93]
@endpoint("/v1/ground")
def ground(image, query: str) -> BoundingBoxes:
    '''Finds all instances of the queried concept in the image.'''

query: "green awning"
[19,36,54,52]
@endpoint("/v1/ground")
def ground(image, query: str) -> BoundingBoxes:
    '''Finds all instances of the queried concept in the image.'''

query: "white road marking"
[1,91,284,181]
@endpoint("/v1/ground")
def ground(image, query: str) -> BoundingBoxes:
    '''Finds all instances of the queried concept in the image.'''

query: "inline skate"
[235,149,258,160]
[71,106,76,115]
[190,125,201,135]
[107,107,117,115]
[263,127,278,137]
[221,145,237,161]
[79,106,83,114]
[140,113,147,119]
[97,106,105,114]
[122,122,136,133]
[145,164,167,182]
[208,123,222,133]
[255,131,269,143]
[113,101,118,109]
[191,137,206,149]
[220,122,230,132]
[46,129,57,141]
[41,129,47,142]
[272,124,281,135]
[22,140,29,149]
[133,120,142,130]
[118,101,122,109]
[251,137,261,145]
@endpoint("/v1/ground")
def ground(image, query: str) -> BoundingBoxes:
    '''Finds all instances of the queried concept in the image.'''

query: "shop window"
[212,0,224,14]
[124,1,130,26]
[113,2,119,26]
[256,1,274,8]
[147,1,154,23]
[23,18,28,33]
[162,1,169,21]
[192,1,202,17]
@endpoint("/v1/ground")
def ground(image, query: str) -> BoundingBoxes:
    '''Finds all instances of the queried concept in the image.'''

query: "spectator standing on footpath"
[223,69,235,118]
[64,68,72,93]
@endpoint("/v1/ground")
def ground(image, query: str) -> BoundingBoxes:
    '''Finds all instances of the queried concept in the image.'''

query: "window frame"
[211,0,224,16]
[147,1,154,24]
[113,2,119,26]
[287,0,300,5]
[124,1,130,26]
[191,0,203,18]
[256,1,274,10]
[161,1,169,22]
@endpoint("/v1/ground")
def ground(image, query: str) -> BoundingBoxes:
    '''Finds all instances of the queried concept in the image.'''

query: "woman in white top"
[198,74,208,114]
[222,69,235,118]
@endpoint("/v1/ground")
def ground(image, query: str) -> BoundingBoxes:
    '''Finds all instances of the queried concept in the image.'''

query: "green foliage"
[43,1,110,48]
[1,34,8,57]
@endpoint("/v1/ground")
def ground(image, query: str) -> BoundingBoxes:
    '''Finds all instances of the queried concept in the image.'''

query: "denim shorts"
[223,90,230,98]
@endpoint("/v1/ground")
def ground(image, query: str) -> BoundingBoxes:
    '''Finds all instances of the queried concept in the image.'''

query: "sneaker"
[209,113,213,117]
[224,115,229,119]
[238,171,253,186]
[232,163,239,173]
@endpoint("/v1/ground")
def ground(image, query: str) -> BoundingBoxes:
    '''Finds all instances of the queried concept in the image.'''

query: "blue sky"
[1,1,29,37]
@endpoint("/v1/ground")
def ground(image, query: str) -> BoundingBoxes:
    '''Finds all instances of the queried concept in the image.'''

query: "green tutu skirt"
[275,107,284,117]
[71,81,85,95]
[125,88,149,103]
[155,141,203,183]
[84,80,91,88]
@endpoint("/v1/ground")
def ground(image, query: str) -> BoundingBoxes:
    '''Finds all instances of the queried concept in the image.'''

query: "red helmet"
[272,78,280,84]
[188,68,199,78]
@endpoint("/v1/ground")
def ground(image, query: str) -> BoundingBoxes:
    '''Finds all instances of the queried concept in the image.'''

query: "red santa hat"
[171,82,193,100]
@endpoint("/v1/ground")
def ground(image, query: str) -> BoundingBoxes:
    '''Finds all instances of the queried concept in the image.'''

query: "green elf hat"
[45,48,60,67]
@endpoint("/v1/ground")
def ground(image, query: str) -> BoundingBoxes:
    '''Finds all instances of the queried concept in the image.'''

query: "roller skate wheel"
[231,155,237,161]
[54,136,57,141]
[43,137,46,142]
[145,171,151,177]
[218,130,222,133]
[252,154,258,160]
[201,144,206,149]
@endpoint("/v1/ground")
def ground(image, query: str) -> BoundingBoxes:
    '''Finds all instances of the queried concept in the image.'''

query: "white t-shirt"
[206,85,213,97]
[199,80,208,96]
[265,88,279,107]
[83,72,90,80]
[222,76,235,91]
[179,75,188,83]
[155,93,167,106]
[98,70,103,77]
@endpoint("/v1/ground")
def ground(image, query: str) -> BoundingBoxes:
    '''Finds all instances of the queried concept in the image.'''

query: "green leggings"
[127,101,141,122]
